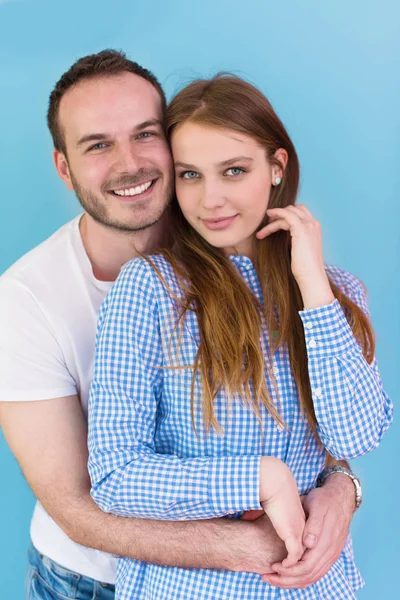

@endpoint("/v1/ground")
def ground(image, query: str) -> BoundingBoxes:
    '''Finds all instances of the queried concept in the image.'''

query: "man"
[0,50,360,599]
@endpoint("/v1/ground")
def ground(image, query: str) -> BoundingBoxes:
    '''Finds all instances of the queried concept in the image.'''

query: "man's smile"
[110,178,157,198]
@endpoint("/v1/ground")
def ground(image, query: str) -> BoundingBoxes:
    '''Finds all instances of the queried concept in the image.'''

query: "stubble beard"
[70,169,174,234]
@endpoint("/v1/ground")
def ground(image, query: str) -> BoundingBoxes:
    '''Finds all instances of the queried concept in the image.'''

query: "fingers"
[263,486,348,589]
[302,497,327,549]
[256,204,316,239]
[263,548,331,588]
[256,219,290,239]
[262,568,328,589]
[296,204,313,219]
[260,458,306,569]
[266,207,304,229]
[301,487,329,548]
[280,536,305,568]
[272,547,325,577]
[263,500,306,569]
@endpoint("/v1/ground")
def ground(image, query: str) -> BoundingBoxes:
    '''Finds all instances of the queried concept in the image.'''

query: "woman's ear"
[272,148,289,182]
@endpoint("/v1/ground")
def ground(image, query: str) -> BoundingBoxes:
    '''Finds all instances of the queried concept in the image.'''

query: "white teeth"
[113,180,153,197]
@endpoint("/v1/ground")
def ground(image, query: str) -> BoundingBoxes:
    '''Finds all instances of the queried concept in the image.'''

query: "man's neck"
[79,212,168,282]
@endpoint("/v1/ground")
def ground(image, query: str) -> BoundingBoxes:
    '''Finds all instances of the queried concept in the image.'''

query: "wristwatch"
[316,465,362,510]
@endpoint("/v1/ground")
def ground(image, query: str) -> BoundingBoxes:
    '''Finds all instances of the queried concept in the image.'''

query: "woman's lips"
[201,215,238,230]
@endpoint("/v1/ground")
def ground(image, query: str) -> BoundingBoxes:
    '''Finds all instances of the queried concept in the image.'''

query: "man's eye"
[225,167,245,176]
[137,131,155,139]
[88,142,108,151]
[179,171,200,179]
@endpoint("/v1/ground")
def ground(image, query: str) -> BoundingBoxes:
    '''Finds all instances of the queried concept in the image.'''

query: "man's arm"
[0,395,285,573]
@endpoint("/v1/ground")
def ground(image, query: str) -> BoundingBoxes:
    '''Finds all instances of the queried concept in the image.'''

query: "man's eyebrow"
[135,119,163,131]
[76,120,163,148]
[174,156,254,169]
[76,133,109,148]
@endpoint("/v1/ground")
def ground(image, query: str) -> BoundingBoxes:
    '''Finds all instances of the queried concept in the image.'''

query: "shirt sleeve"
[88,259,261,520]
[0,279,77,401]
[298,269,393,460]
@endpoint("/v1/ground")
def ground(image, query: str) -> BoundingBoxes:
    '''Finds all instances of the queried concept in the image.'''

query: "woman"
[88,75,393,599]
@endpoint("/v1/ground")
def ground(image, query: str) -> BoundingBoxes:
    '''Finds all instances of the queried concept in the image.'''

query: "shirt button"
[314,387,323,398]
[309,338,317,348]
[272,366,279,375]
[277,423,285,432]
[305,322,313,330]
[227,510,236,514]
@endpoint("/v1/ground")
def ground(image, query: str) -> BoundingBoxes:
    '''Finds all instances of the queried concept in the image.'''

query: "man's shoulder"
[0,217,81,295]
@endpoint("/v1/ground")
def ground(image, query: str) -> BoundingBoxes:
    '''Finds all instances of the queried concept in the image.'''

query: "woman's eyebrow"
[174,156,253,169]
[217,156,254,167]
[174,161,197,169]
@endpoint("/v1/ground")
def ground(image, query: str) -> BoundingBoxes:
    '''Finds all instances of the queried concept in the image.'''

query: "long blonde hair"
[157,74,375,436]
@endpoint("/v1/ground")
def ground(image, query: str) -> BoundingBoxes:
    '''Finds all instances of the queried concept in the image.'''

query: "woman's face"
[171,122,285,258]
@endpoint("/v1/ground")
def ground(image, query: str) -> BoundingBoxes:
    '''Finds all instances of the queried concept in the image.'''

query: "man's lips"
[201,215,238,230]
[108,178,157,198]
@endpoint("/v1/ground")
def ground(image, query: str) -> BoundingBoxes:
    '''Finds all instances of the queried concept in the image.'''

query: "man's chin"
[88,207,167,234]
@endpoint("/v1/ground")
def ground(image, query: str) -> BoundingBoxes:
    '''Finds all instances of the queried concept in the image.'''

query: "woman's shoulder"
[120,254,173,278]
[325,264,368,309]
[326,264,364,290]
[118,254,181,296]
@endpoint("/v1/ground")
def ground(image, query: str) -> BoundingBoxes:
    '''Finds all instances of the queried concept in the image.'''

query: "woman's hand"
[259,456,306,568]
[256,204,335,309]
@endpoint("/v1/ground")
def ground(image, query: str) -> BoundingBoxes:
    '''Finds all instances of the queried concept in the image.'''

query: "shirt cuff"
[299,299,358,359]
[209,455,262,515]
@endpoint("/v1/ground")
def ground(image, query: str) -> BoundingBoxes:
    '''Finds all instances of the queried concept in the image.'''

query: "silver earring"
[274,177,282,186]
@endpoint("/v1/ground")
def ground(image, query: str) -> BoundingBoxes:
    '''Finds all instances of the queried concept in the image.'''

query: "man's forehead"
[59,72,163,132]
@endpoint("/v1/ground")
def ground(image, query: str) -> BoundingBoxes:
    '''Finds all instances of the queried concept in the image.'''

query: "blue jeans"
[26,544,115,600]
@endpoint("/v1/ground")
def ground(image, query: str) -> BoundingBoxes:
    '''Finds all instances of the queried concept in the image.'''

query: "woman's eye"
[180,171,200,179]
[225,167,245,176]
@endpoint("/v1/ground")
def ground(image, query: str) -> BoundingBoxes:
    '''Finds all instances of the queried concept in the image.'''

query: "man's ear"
[53,149,74,191]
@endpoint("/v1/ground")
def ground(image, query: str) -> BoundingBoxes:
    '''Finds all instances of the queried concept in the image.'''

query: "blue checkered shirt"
[88,255,393,600]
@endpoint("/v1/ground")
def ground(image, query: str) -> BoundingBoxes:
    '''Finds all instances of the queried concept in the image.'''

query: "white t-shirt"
[0,215,117,584]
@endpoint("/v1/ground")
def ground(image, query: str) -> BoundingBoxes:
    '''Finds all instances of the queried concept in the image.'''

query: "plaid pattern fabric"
[88,256,393,600]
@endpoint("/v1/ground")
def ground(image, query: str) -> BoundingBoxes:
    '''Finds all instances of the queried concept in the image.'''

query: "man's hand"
[261,473,355,588]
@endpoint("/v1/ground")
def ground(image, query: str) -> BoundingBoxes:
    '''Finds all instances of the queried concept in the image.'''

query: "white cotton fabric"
[0,216,117,584]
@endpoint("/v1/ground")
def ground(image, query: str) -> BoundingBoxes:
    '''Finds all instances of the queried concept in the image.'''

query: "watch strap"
[316,465,362,509]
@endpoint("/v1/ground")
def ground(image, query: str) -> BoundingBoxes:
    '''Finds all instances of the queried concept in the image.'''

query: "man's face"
[56,73,174,233]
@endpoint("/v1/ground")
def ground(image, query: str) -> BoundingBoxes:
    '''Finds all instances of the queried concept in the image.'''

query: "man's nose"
[113,142,142,173]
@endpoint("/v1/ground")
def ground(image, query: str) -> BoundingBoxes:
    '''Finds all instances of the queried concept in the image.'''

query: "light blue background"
[0,0,398,597]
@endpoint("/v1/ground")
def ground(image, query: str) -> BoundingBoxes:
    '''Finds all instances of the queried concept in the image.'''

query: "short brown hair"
[47,49,166,154]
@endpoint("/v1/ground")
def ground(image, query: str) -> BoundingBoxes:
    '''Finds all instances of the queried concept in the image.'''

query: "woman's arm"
[299,267,393,459]
[88,259,263,521]
[259,204,393,460]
